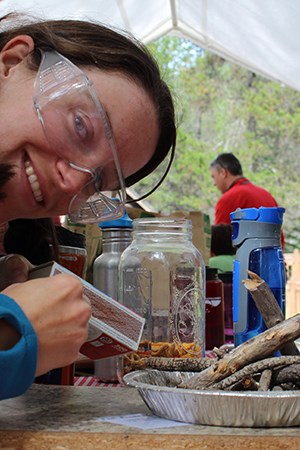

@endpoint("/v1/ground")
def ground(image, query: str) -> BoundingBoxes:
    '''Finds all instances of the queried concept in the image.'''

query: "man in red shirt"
[210,153,280,224]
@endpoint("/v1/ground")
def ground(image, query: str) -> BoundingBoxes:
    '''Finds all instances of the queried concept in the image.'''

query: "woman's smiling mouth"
[25,159,43,203]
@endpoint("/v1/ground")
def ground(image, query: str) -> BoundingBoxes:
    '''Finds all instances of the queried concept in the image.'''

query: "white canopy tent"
[0,0,300,91]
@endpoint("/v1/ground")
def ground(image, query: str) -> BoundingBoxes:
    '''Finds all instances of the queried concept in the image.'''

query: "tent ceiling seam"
[202,0,208,47]
[117,0,131,31]
[170,0,178,27]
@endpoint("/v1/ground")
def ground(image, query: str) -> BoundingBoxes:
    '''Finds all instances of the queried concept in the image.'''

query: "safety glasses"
[33,49,126,223]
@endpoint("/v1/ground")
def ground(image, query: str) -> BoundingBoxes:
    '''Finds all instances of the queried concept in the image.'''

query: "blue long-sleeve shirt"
[0,294,37,400]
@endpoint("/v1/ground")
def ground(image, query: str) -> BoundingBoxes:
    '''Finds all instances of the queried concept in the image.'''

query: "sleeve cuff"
[0,294,38,400]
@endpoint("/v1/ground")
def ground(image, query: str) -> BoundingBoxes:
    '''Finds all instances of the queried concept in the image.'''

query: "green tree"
[134,36,300,251]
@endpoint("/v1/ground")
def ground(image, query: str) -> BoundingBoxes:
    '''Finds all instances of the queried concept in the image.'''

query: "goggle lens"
[33,50,126,223]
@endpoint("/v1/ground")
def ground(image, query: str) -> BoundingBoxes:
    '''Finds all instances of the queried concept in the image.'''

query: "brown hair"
[0,14,176,191]
[210,224,236,256]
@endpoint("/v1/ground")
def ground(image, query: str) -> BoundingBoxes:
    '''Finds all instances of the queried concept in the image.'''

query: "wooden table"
[0,384,299,449]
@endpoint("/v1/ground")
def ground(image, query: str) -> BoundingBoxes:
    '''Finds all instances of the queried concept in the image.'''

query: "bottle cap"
[230,206,285,224]
[98,210,133,229]
[205,267,219,280]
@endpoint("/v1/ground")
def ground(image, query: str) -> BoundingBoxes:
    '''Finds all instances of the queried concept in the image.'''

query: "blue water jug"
[230,206,285,346]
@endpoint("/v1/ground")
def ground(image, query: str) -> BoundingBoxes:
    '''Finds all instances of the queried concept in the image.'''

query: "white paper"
[96,413,189,429]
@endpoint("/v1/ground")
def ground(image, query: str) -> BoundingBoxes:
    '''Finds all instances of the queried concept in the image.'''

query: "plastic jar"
[118,218,205,376]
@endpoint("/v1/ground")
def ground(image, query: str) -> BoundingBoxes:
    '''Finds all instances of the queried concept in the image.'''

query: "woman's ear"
[0,35,34,78]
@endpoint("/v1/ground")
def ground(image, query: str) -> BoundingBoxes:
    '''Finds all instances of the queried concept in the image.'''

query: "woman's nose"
[55,160,91,196]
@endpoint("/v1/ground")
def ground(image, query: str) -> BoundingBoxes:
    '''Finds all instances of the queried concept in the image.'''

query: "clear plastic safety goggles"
[33,49,126,223]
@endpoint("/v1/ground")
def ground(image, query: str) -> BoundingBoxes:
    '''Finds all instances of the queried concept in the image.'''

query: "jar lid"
[98,210,133,229]
[206,267,219,280]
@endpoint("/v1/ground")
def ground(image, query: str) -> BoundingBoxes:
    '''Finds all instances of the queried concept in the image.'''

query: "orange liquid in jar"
[58,250,87,277]
[58,246,87,384]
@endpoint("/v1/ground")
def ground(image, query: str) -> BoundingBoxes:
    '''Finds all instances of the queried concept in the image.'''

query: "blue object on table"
[230,206,286,346]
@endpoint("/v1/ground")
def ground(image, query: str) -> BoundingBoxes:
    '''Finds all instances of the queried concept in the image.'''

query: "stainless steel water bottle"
[231,206,285,346]
[93,211,133,382]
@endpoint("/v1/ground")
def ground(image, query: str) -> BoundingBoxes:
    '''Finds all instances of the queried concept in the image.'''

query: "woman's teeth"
[25,160,43,203]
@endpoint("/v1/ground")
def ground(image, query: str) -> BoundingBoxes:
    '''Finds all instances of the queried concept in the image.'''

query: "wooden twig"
[212,344,234,359]
[207,356,300,391]
[258,369,272,391]
[128,356,215,372]
[241,375,259,391]
[228,375,259,391]
[180,315,300,390]
[272,363,300,385]
[243,271,299,356]
[278,382,297,390]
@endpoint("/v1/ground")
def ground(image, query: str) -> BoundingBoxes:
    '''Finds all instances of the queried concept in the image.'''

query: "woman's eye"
[73,113,88,141]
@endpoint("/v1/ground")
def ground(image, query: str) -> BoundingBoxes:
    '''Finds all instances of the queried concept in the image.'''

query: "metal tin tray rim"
[124,369,300,399]
[124,369,300,427]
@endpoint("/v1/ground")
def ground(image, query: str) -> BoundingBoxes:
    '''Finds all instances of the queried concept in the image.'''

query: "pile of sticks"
[180,271,300,391]
[133,271,300,391]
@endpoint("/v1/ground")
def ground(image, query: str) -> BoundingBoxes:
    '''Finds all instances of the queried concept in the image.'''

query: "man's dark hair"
[210,224,236,256]
[210,153,243,176]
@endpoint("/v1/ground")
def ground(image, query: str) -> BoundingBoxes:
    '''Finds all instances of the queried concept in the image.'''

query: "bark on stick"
[243,270,299,356]
[181,314,300,390]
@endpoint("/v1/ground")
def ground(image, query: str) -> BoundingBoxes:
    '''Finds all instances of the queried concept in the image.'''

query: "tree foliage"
[133,36,300,252]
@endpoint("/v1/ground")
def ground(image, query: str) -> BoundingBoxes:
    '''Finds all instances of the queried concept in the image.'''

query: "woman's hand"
[2,274,91,376]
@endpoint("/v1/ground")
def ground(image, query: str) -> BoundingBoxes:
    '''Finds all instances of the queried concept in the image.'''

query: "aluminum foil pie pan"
[124,369,300,427]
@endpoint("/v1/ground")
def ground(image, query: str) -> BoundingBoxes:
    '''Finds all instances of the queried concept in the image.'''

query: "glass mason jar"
[118,218,205,377]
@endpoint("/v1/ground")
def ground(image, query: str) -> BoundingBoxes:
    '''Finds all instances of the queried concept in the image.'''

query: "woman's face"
[0,51,159,223]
